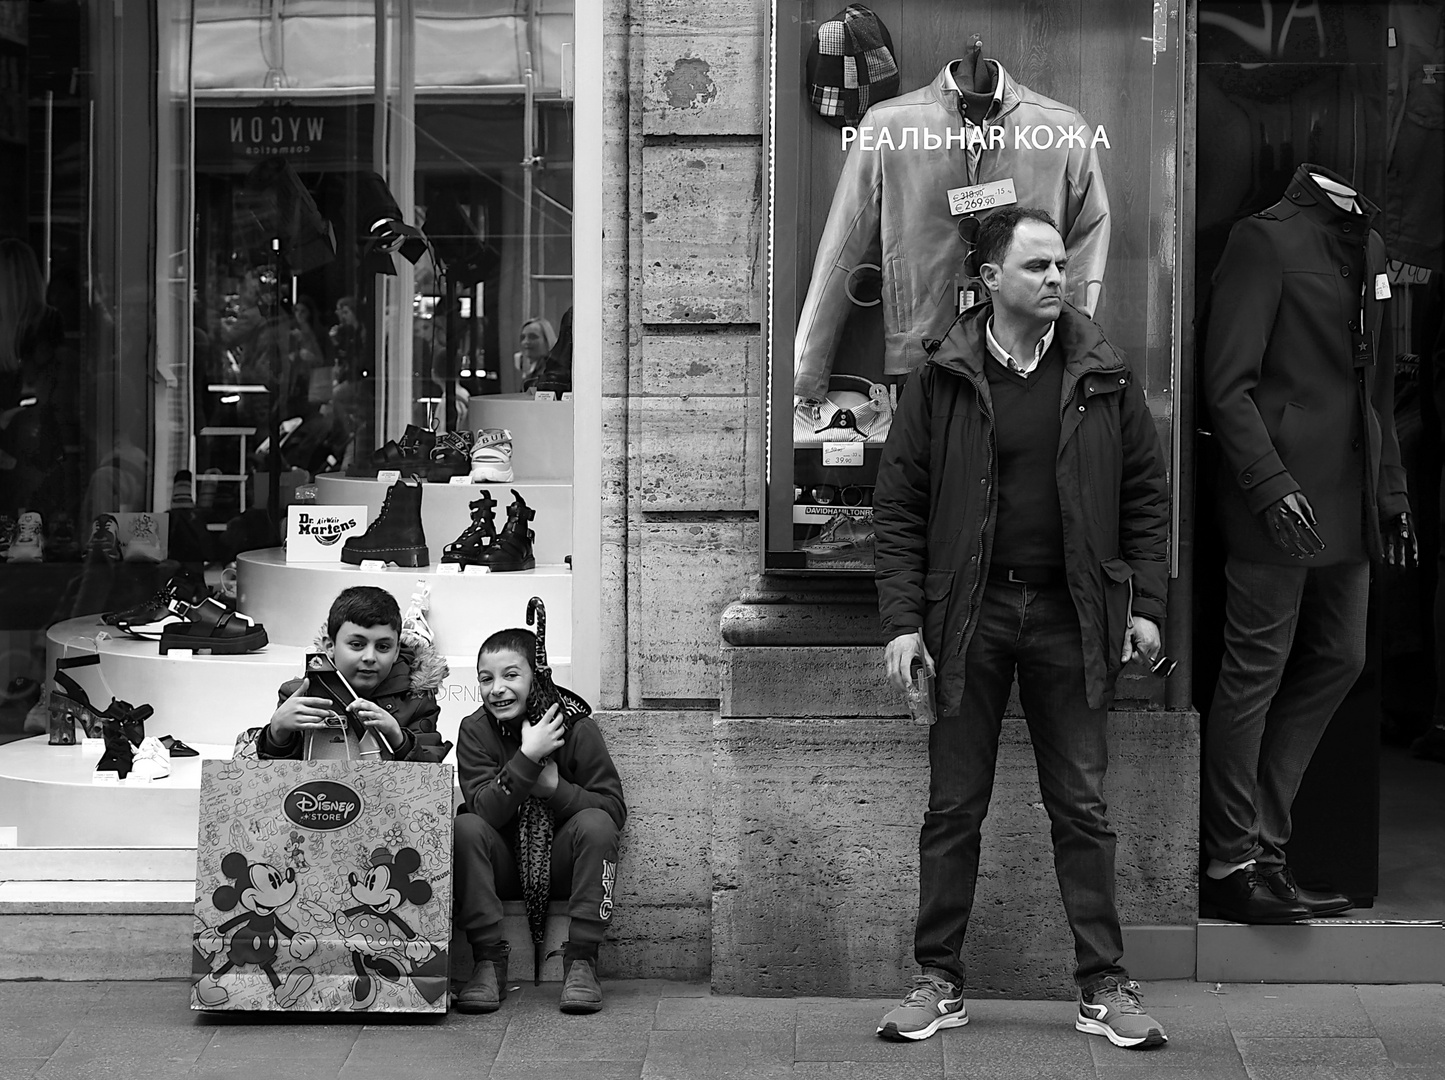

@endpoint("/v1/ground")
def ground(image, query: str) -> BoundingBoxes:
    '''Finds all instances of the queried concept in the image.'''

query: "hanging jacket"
[1202,164,1410,566]
[793,59,1112,402]
[873,303,1169,710]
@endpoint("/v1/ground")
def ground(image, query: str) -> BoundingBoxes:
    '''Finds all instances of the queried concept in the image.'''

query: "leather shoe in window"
[1200,868,1309,924]
[1260,866,1351,917]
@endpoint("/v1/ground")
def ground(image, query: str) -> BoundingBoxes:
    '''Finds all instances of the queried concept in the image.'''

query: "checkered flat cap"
[806,4,900,128]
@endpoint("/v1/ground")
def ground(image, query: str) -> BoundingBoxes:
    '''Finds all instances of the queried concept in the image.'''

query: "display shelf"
[236,549,573,659]
[313,475,573,566]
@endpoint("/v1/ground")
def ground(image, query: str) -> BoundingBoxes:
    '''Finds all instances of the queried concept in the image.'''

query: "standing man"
[1199,165,1413,924]
[873,207,1171,1050]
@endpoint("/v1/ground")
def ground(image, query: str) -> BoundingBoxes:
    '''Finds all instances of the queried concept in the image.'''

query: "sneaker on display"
[401,578,434,648]
[123,512,165,562]
[469,429,514,484]
[128,736,171,781]
[0,513,13,559]
[8,511,45,562]
[485,490,536,573]
[876,971,968,1042]
[428,430,475,483]
[45,512,80,562]
[341,477,429,567]
[440,491,498,569]
[171,470,195,510]
[1075,977,1167,1050]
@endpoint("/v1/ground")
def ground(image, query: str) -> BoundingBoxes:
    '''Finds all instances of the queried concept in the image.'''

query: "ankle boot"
[341,478,429,567]
[483,490,536,572]
[96,717,134,778]
[440,491,498,568]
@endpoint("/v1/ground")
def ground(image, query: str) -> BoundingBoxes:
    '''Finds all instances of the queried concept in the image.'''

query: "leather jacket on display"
[793,60,1112,403]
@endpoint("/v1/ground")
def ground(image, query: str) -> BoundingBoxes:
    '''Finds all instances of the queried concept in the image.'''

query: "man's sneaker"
[877,971,968,1041]
[469,428,514,483]
[1076,977,1167,1050]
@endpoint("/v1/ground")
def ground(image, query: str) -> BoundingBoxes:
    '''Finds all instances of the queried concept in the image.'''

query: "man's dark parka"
[873,302,1170,709]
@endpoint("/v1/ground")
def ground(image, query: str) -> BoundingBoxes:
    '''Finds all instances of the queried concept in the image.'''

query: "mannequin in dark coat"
[1199,164,1413,925]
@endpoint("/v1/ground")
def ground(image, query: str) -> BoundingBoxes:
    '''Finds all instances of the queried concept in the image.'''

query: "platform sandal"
[157,597,269,655]
[48,654,106,742]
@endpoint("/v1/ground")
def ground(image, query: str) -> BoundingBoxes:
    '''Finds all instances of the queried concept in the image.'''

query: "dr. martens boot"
[440,491,497,568]
[485,490,536,572]
[341,477,429,567]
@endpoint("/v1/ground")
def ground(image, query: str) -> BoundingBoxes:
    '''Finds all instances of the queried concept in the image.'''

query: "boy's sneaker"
[1075,976,1167,1050]
[876,971,968,1041]
[559,957,603,1014]
[469,428,514,483]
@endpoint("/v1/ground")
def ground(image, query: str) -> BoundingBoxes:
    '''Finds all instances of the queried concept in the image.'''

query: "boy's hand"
[520,703,565,763]
[533,761,559,798]
[350,698,403,748]
[269,679,342,739]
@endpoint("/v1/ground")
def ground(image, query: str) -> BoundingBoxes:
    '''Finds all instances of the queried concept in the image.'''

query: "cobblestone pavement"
[2,979,1444,1079]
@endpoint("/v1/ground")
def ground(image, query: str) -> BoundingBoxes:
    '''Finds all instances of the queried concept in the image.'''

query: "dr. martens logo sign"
[295,511,358,546]
[284,781,363,831]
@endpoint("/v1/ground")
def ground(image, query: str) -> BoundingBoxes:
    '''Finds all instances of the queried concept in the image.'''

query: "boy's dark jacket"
[456,705,626,834]
[256,634,450,762]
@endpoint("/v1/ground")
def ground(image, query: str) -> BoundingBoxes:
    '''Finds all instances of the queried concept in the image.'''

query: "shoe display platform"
[236,549,573,661]
[313,475,572,566]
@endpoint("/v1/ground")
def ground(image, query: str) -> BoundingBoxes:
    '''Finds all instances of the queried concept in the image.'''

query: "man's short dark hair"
[974,207,1060,271]
[327,586,401,640]
[477,628,537,671]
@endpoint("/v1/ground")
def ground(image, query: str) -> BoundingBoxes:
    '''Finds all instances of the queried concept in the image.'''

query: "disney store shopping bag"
[190,758,454,1013]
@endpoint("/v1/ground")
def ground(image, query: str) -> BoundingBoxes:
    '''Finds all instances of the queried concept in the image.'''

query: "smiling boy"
[256,586,448,762]
[452,628,625,1015]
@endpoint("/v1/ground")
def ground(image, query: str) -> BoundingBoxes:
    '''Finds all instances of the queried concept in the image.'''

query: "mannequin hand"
[1385,511,1418,569]
[1261,492,1324,558]
[884,631,934,695]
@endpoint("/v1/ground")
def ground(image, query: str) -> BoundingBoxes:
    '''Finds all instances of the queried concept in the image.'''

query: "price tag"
[165,649,196,659]
[359,560,390,571]
[948,178,1017,217]
[437,561,462,574]
[823,442,866,467]
[560,391,574,401]
[533,390,559,402]
[1375,273,1392,300]
[464,564,492,574]
[92,771,122,786]
[376,469,402,484]
[448,475,473,485]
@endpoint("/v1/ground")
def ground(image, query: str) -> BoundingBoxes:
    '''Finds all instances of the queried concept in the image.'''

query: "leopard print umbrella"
[518,597,591,982]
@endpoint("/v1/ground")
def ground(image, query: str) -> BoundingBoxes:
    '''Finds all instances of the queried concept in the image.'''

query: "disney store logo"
[284,780,364,831]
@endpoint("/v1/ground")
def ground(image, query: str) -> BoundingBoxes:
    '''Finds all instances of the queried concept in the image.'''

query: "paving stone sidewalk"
[1,979,1443,1079]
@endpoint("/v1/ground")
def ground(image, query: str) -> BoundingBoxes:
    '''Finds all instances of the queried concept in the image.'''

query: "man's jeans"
[1201,556,1369,871]
[917,580,1126,992]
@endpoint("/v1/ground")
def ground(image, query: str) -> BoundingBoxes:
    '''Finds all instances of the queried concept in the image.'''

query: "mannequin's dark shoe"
[455,945,508,1013]
[559,957,603,1014]
[341,477,429,567]
[1200,868,1309,924]
[1260,866,1351,917]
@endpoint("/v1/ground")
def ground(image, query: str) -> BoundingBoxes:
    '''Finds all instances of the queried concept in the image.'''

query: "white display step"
[236,548,573,659]
[313,474,572,566]
[0,846,195,881]
[43,617,568,752]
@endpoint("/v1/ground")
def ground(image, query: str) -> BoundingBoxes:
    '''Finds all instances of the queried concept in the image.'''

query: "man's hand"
[533,761,560,798]
[268,678,341,740]
[1385,512,1418,569]
[884,631,934,696]
[1261,491,1325,558]
[351,697,403,748]
[520,703,565,763]
[1121,615,1162,667]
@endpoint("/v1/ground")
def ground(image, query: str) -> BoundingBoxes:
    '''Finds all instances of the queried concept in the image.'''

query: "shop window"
[764,1,1185,571]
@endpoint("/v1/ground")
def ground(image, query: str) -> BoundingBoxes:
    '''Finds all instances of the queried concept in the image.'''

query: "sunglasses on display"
[795,485,874,507]
[958,214,981,276]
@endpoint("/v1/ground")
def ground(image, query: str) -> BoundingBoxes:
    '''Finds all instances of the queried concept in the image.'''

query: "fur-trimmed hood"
[310,623,449,696]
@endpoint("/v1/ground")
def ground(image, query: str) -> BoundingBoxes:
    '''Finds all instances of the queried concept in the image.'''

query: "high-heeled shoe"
[49,655,105,742]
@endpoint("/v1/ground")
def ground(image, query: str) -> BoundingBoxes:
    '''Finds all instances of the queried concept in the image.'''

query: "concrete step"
[0,846,196,881]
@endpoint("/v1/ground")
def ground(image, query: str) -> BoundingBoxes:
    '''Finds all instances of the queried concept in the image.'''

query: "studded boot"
[341,478,429,567]
[484,490,536,573]
[440,491,498,568]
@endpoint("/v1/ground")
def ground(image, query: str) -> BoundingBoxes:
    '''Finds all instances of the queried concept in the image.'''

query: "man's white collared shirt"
[986,318,1054,377]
